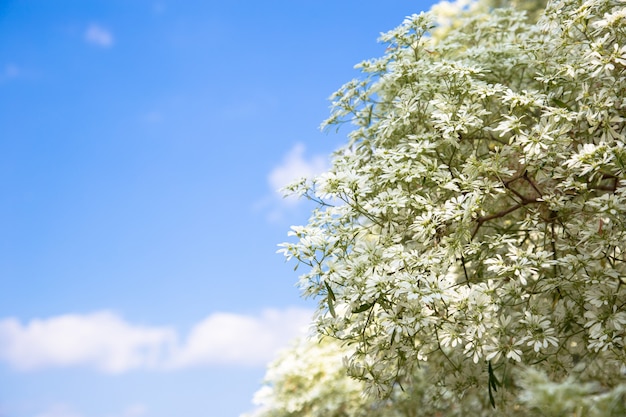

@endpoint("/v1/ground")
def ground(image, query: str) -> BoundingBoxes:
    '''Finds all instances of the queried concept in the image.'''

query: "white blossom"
[276,0,626,414]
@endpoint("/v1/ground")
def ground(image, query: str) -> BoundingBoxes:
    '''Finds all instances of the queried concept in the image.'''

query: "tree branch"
[471,198,541,240]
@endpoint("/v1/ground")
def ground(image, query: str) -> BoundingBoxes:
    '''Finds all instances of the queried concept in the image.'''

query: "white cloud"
[168,308,312,368]
[0,311,176,373]
[0,308,312,373]
[33,402,148,417]
[107,403,147,417]
[268,143,328,198]
[254,143,330,222]
[85,24,114,48]
[33,404,83,417]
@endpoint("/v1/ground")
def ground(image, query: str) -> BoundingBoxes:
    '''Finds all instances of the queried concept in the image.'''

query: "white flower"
[277,0,626,409]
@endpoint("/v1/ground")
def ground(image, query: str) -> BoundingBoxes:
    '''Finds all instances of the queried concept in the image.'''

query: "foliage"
[428,0,547,40]
[277,0,626,412]
[241,336,459,417]
[244,336,626,417]
[241,337,366,417]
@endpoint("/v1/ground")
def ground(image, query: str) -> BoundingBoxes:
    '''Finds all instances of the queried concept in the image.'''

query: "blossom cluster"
[244,336,625,417]
[241,337,367,417]
[279,0,626,407]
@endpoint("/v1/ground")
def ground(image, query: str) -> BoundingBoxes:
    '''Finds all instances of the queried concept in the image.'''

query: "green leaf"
[351,302,374,314]
[488,361,500,409]
[488,361,500,391]
[552,98,570,109]
[324,281,336,318]
[324,281,336,301]
[327,296,336,318]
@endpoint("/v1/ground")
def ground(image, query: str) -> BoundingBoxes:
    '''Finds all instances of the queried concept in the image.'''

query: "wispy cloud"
[0,63,22,83]
[168,308,312,368]
[0,311,176,373]
[107,403,147,417]
[85,24,114,48]
[142,110,163,124]
[33,404,83,417]
[257,143,330,222]
[3,64,20,78]
[152,2,166,14]
[0,308,312,373]
[33,403,147,417]
[268,143,328,199]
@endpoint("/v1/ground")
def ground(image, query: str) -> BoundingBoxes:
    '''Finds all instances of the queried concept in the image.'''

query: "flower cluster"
[241,337,368,417]
[279,0,626,408]
[244,336,626,417]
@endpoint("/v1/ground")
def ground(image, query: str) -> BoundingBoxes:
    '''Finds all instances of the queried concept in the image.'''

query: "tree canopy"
[252,0,626,414]
[245,336,625,416]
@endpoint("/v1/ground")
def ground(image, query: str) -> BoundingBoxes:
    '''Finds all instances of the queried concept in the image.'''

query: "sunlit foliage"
[253,0,626,414]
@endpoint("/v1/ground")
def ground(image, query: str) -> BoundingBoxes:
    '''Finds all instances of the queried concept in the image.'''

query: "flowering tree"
[244,336,625,417]
[242,336,466,417]
[242,337,468,417]
[278,0,626,412]
[241,337,367,417]
[241,337,421,417]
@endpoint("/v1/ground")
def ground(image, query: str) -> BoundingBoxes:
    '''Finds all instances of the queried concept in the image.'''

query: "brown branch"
[507,186,528,203]
[470,169,547,240]
[461,255,470,287]
[522,170,543,197]
[471,198,541,240]
[589,184,617,192]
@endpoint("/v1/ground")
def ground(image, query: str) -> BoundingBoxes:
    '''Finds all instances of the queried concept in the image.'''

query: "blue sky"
[0,1,434,416]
